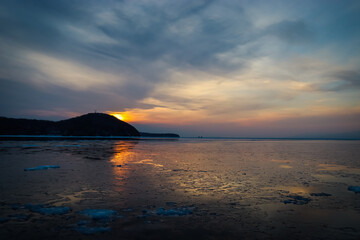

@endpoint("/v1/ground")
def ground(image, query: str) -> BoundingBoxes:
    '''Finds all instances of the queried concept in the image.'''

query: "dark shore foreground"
[1,139,360,239]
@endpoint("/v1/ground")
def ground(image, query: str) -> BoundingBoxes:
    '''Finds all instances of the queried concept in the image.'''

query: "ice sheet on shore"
[0,217,9,223]
[348,186,360,193]
[79,209,118,220]
[155,207,194,216]
[310,192,332,196]
[21,144,39,148]
[283,195,311,205]
[56,145,82,147]
[9,214,31,221]
[24,165,60,171]
[75,226,111,234]
[25,204,70,215]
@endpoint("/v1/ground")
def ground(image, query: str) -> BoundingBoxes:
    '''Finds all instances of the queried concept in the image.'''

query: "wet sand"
[1,139,360,239]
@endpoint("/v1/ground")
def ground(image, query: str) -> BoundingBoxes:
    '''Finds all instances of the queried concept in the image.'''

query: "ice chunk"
[25,203,70,215]
[77,220,91,226]
[122,208,134,212]
[137,214,148,219]
[56,145,81,147]
[24,165,60,171]
[10,214,30,221]
[36,207,70,215]
[348,186,360,193]
[283,195,311,205]
[21,144,39,148]
[310,192,332,197]
[156,207,194,216]
[25,203,43,209]
[79,209,117,220]
[166,202,177,207]
[0,217,9,223]
[75,226,111,234]
[11,204,21,210]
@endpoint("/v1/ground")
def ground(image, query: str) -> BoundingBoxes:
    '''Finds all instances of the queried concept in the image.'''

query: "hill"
[0,113,140,136]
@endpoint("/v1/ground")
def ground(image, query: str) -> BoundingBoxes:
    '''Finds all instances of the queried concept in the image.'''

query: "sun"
[109,112,131,122]
[112,113,124,121]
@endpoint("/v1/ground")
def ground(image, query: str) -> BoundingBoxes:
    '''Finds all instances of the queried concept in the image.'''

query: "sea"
[0,138,360,239]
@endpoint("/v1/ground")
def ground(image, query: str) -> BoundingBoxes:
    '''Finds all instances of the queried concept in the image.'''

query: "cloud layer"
[0,0,359,137]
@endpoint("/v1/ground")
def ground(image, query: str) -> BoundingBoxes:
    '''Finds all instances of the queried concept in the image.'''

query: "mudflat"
[1,139,360,239]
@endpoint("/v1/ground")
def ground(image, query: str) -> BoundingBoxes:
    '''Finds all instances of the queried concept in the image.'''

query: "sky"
[0,0,359,138]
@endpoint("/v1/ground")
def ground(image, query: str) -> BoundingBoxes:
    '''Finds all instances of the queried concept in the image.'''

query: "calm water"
[0,139,360,239]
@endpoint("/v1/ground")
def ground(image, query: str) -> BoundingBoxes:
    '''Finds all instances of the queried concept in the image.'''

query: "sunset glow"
[1,0,359,138]
[2,2,360,239]
[109,113,131,122]
[111,113,124,121]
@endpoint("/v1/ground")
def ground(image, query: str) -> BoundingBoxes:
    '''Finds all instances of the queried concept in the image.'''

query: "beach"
[1,139,360,239]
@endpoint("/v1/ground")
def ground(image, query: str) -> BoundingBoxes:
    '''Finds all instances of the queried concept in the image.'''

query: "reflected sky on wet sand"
[0,139,360,239]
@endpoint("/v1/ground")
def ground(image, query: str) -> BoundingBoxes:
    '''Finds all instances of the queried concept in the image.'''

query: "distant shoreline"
[0,135,180,141]
[183,137,360,141]
[0,113,180,139]
[0,135,358,141]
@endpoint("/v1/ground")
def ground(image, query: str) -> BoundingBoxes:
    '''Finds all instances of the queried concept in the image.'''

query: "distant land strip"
[0,113,179,138]
[0,135,180,141]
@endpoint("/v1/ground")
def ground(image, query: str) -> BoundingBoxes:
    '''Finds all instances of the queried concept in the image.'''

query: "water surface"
[0,139,360,239]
